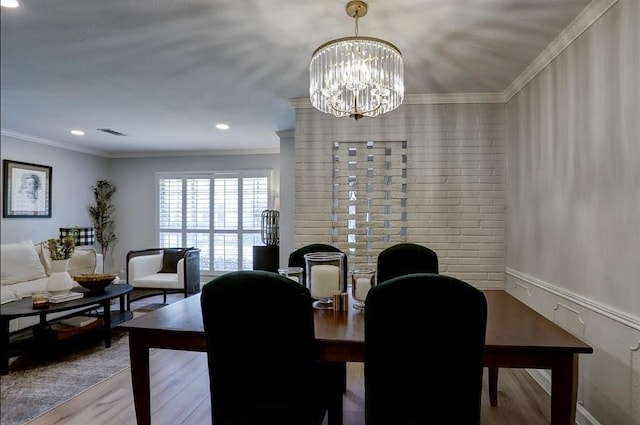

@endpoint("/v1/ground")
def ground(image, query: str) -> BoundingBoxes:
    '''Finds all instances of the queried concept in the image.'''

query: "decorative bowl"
[74,273,116,292]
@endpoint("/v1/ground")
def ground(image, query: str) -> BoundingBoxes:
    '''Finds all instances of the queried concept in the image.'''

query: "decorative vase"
[260,210,280,246]
[46,259,74,296]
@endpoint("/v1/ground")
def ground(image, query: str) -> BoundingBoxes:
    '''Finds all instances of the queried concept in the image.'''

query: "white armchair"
[126,247,201,308]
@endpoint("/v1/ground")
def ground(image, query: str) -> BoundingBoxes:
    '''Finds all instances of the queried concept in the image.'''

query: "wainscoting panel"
[506,268,640,425]
[632,342,640,424]
[553,303,586,341]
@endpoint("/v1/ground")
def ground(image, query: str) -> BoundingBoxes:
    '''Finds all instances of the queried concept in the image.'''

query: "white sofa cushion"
[1,286,17,304]
[132,273,182,290]
[1,240,47,285]
[10,276,53,299]
[128,253,185,290]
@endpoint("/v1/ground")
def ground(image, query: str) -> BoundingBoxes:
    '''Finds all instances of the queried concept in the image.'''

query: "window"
[157,171,270,274]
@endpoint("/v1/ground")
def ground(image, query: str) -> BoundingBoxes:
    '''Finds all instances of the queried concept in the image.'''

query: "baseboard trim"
[524,367,602,425]
[576,402,604,425]
[505,268,640,331]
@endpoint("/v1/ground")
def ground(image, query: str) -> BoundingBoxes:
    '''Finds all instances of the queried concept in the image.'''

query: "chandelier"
[309,1,404,120]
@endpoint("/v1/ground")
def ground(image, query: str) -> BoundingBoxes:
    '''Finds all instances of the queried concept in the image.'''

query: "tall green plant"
[88,180,117,271]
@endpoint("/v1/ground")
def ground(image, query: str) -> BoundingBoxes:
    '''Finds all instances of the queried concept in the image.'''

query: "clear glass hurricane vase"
[304,252,345,309]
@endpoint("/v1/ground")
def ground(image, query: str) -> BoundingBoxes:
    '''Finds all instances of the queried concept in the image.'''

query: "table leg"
[327,362,344,425]
[129,332,151,425]
[488,367,499,406]
[1,319,9,375]
[550,354,579,425]
[102,301,112,348]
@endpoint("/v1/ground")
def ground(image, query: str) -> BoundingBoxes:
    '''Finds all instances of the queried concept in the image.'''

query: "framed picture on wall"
[2,159,52,218]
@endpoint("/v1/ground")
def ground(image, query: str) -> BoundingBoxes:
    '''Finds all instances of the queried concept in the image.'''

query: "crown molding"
[502,0,618,101]
[1,128,279,158]
[276,129,295,139]
[289,98,312,109]
[293,0,617,108]
[107,149,280,159]
[403,93,504,104]
[1,128,109,158]
[290,92,504,109]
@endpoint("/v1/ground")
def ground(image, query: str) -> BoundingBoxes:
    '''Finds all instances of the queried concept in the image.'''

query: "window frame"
[155,169,272,276]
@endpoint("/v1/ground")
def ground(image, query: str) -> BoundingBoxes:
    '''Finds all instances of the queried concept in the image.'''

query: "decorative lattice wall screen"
[331,141,407,270]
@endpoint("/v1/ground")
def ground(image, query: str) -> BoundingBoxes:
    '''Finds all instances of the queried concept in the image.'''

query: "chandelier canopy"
[309,1,404,120]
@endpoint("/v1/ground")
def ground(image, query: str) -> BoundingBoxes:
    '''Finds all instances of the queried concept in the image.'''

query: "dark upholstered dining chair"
[375,243,438,284]
[364,273,487,425]
[200,270,341,425]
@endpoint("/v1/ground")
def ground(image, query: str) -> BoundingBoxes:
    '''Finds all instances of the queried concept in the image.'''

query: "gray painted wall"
[506,0,639,320]
[0,136,109,245]
[506,0,639,423]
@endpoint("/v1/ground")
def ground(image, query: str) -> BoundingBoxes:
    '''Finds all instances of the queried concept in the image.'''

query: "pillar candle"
[310,264,339,299]
[355,277,371,300]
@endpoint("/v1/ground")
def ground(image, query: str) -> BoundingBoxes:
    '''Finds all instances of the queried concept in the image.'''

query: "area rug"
[0,296,168,425]
[0,330,130,425]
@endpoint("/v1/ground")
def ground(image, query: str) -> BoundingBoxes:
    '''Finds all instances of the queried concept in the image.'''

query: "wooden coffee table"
[0,283,133,375]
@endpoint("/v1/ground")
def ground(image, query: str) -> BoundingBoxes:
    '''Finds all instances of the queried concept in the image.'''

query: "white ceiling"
[1,0,591,156]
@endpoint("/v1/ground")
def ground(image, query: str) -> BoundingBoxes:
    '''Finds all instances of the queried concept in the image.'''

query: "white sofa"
[1,239,103,333]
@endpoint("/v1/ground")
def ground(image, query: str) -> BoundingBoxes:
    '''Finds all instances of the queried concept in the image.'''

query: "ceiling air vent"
[97,128,126,136]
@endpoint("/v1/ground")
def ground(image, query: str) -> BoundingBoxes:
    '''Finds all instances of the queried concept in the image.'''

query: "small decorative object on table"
[74,273,116,293]
[45,234,76,296]
[332,292,349,311]
[260,210,280,246]
[278,267,304,284]
[32,292,49,309]
[351,268,376,310]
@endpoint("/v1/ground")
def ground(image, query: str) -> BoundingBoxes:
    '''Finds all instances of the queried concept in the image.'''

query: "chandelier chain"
[354,12,359,37]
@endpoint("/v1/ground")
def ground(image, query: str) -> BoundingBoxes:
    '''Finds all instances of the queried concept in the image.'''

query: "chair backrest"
[288,244,348,290]
[200,270,328,425]
[375,243,438,284]
[364,273,487,425]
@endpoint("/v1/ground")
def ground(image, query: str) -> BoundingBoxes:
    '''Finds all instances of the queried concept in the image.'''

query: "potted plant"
[47,233,76,261]
[88,180,117,272]
[45,233,76,295]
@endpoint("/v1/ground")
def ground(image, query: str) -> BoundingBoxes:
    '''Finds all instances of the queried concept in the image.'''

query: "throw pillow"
[35,241,53,275]
[1,240,48,285]
[159,248,188,273]
[69,248,97,276]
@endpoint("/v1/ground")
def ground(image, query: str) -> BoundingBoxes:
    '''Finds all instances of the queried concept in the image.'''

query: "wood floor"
[27,347,551,425]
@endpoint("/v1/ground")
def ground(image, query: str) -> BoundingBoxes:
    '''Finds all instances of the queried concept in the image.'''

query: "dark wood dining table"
[119,289,592,425]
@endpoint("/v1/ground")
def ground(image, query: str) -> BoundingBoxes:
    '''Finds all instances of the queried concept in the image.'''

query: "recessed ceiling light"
[1,0,20,8]
[70,129,85,136]
[216,123,230,130]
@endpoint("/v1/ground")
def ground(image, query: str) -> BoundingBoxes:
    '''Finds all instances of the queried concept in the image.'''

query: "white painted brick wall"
[293,103,505,289]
